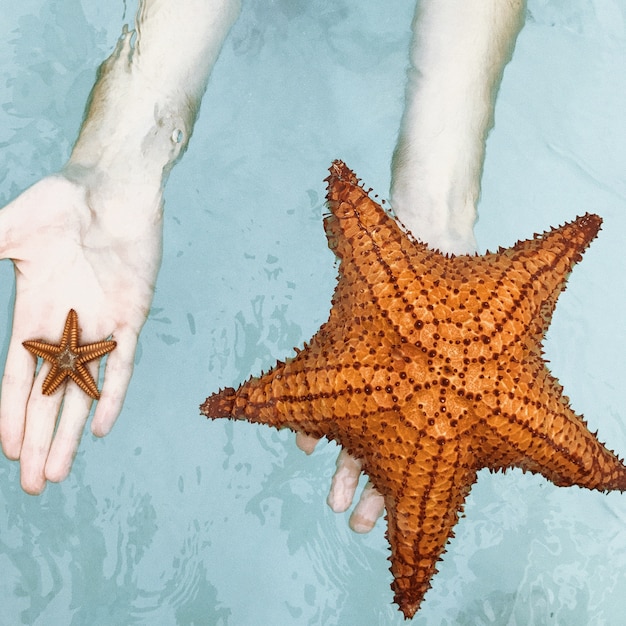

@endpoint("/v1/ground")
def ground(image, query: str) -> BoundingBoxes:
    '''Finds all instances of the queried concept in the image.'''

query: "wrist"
[68,27,189,189]
[60,164,164,242]
[68,0,241,187]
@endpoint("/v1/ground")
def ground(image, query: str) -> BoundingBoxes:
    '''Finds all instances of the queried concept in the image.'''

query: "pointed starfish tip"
[201,387,237,418]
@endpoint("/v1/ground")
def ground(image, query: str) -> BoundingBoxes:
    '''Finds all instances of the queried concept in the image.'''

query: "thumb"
[0,175,80,259]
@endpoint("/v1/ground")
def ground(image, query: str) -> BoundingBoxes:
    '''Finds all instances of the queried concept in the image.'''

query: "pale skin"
[0,0,242,494]
[0,0,526,534]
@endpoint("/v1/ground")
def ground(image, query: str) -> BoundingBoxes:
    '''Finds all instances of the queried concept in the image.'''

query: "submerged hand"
[0,173,162,494]
[296,433,385,532]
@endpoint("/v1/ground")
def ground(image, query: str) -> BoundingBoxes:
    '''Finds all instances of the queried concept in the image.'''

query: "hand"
[0,173,162,494]
[296,433,385,532]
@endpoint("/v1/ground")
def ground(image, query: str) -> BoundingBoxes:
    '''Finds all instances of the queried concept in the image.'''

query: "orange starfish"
[23,309,116,400]
[201,160,626,618]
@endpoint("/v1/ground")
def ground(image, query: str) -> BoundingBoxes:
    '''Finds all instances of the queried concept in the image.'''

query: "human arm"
[328,0,528,532]
[391,0,526,254]
[0,0,242,493]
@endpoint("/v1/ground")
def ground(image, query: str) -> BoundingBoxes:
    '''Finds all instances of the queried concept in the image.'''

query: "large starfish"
[23,309,116,400]
[201,160,626,618]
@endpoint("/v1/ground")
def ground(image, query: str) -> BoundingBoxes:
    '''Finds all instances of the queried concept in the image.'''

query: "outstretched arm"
[392,0,526,255]
[327,0,527,533]
[0,0,242,494]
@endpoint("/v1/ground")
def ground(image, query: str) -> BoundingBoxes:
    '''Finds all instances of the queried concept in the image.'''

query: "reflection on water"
[0,453,233,625]
[1,0,626,624]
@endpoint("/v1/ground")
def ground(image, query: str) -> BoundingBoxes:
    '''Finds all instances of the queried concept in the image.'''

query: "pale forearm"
[391,0,526,254]
[66,0,241,207]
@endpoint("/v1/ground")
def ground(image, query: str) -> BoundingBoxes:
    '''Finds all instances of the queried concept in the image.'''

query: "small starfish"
[201,161,626,618]
[23,309,116,400]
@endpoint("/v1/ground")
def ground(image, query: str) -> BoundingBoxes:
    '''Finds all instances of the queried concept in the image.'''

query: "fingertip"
[327,476,355,513]
[0,409,25,460]
[348,482,385,534]
[44,456,72,484]
[90,401,119,438]
[349,513,377,534]
[20,469,47,495]
[327,449,362,513]
[327,490,351,514]
[90,419,112,438]
[1,436,22,461]
[295,432,319,455]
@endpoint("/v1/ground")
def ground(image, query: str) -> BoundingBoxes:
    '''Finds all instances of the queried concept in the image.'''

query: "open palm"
[0,173,162,494]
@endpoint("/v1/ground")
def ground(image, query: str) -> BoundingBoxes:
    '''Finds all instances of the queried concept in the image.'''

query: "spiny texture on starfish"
[23,309,116,400]
[201,160,626,618]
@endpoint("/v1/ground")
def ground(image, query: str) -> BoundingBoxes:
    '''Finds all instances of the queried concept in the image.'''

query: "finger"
[44,385,93,483]
[0,341,38,460]
[349,481,385,534]
[19,368,64,494]
[295,431,320,455]
[326,449,362,513]
[90,327,137,437]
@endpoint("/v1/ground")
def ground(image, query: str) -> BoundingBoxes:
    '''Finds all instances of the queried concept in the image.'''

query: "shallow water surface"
[1,1,626,624]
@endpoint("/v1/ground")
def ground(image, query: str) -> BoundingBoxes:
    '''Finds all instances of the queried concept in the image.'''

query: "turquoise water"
[1,1,626,624]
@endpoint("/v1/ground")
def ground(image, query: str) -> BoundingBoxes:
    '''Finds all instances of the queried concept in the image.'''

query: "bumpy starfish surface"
[23,309,116,400]
[201,160,626,618]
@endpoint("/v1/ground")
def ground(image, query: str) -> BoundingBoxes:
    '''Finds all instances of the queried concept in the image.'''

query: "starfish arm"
[70,363,101,400]
[325,161,430,302]
[40,365,68,396]
[201,328,426,441]
[77,340,118,363]
[507,213,602,337]
[482,359,626,491]
[381,442,477,619]
[21,340,62,363]
[201,355,339,437]
[63,309,79,351]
